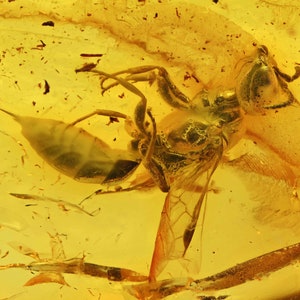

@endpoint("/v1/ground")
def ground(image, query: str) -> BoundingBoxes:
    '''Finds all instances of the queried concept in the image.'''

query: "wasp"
[75,45,300,282]
[0,45,300,299]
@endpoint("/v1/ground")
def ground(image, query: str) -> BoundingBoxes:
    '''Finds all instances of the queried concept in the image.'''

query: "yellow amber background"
[0,0,299,299]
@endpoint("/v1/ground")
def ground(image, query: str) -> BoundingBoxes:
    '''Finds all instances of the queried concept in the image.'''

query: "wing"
[226,136,300,234]
[149,143,223,280]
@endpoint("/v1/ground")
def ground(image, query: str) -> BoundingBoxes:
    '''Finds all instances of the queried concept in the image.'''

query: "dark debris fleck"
[44,80,50,94]
[42,21,55,27]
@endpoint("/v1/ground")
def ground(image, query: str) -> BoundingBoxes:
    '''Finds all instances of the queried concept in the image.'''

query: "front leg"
[79,65,192,110]
[77,67,150,135]
[122,66,192,109]
[116,66,192,109]
[77,67,171,192]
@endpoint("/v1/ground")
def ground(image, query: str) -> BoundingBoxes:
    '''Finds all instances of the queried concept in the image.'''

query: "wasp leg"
[69,109,127,126]
[80,69,150,136]
[100,65,159,93]
[120,66,191,109]
[83,66,192,109]
[152,66,191,109]
[142,109,170,192]
[273,65,300,83]
[96,65,161,92]
[78,178,156,206]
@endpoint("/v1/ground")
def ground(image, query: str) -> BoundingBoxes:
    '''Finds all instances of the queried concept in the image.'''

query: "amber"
[0,1,299,300]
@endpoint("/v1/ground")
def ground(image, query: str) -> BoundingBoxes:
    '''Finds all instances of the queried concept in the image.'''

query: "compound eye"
[237,46,293,113]
[258,45,269,56]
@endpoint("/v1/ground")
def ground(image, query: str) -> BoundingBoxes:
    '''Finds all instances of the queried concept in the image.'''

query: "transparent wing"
[227,137,300,234]
[149,143,223,280]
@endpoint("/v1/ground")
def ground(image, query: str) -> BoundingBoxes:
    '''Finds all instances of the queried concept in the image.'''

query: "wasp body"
[1,45,300,299]
[75,45,300,280]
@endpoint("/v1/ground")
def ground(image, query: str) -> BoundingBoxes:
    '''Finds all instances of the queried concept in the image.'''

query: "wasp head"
[236,45,297,114]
